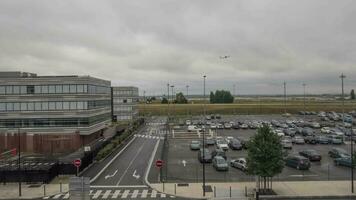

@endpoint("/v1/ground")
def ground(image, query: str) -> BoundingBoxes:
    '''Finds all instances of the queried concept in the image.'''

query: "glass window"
[77,101,84,109]
[83,101,88,109]
[13,86,20,94]
[63,102,69,110]
[55,85,63,93]
[77,85,84,93]
[0,103,5,111]
[56,102,63,110]
[70,102,77,110]
[20,86,27,94]
[6,103,13,111]
[27,85,35,94]
[70,85,77,93]
[13,103,20,111]
[0,86,5,94]
[49,102,56,110]
[63,85,69,93]
[35,85,41,94]
[41,85,48,93]
[49,85,55,94]
[42,102,48,110]
[27,102,34,111]
[5,86,13,94]
[20,103,27,111]
[35,102,42,111]
[83,85,88,93]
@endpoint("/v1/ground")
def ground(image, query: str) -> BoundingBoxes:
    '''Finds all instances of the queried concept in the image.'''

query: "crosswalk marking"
[63,193,69,199]
[134,134,162,140]
[131,190,139,198]
[141,189,148,198]
[111,190,120,198]
[151,190,157,198]
[92,190,102,199]
[102,190,111,199]
[121,190,130,198]
[52,194,62,199]
[160,193,166,198]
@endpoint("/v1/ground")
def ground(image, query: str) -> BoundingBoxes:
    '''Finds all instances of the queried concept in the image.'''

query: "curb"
[259,194,356,199]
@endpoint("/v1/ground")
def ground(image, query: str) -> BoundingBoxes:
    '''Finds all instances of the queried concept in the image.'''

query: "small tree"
[351,89,355,100]
[247,125,284,193]
[175,92,188,104]
[210,91,215,103]
[161,97,168,104]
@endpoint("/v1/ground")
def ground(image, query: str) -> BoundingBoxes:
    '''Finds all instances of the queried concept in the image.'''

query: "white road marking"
[91,185,147,188]
[289,174,318,177]
[160,193,167,198]
[105,169,118,179]
[132,170,140,179]
[92,190,102,199]
[63,193,69,199]
[141,189,148,198]
[144,139,160,185]
[52,194,62,199]
[102,190,111,199]
[151,190,157,198]
[182,160,187,167]
[111,190,121,198]
[131,189,139,198]
[121,190,130,198]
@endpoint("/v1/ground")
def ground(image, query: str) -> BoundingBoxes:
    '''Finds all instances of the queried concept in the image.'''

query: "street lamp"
[283,81,287,114]
[303,83,306,120]
[186,85,189,116]
[170,85,175,120]
[17,127,22,197]
[202,75,207,196]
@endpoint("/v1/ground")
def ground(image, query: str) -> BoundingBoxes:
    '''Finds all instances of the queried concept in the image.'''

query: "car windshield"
[192,141,199,144]
[216,158,226,164]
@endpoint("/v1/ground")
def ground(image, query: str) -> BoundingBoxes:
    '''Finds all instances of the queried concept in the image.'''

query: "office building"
[112,86,139,121]
[0,71,111,154]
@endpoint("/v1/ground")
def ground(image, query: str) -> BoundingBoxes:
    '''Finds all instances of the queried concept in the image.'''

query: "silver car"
[230,158,247,172]
[212,156,229,171]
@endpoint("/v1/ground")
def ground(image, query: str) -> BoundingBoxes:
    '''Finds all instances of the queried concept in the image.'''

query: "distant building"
[112,86,139,121]
[0,71,111,154]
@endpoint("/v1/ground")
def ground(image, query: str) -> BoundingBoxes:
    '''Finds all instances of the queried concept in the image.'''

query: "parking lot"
[163,114,354,183]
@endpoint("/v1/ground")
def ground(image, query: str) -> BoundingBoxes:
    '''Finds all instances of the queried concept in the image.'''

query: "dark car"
[228,139,243,150]
[284,128,296,137]
[295,127,304,135]
[302,128,314,136]
[299,149,322,161]
[335,157,354,168]
[232,124,240,129]
[285,155,311,170]
[304,135,317,144]
[198,148,212,163]
[236,137,248,149]
[205,138,215,146]
[212,148,227,160]
[329,148,350,158]
[316,136,330,144]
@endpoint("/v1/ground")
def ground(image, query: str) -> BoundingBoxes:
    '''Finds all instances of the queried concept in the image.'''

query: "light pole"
[202,75,206,196]
[186,85,189,116]
[171,85,175,121]
[18,127,22,197]
[283,82,287,114]
[340,74,346,124]
[303,83,306,120]
[143,90,146,117]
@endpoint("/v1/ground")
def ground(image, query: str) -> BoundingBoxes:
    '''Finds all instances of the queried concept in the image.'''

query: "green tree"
[247,125,284,193]
[210,90,234,103]
[175,92,188,104]
[161,97,168,104]
[351,89,355,100]
[210,91,215,103]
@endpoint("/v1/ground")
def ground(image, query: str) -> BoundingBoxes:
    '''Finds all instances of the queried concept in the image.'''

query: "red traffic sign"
[73,159,81,167]
[155,159,163,168]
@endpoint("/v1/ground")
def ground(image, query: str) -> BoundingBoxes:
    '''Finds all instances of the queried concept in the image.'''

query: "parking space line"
[121,190,130,198]
[111,190,121,198]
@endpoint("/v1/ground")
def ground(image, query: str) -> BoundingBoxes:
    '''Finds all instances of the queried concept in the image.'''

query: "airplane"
[220,55,230,59]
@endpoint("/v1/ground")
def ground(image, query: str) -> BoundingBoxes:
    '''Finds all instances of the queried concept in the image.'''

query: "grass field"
[138,100,356,116]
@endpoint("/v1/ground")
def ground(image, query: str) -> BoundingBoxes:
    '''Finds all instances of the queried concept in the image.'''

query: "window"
[6,103,13,111]
[27,85,35,94]
[63,102,69,110]
[49,102,56,110]
[55,85,63,93]
[42,102,49,110]
[49,85,55,94]
[0,103,5,111]
[13,86,20,94]
[83,101,88,109]
[20,86,27,94]
[27,102,34,110]
[35,102,42,111]
[70,102,77,110]
[13,103,20,111]
[77,85,84,93]
[55,102,63,110]
[20,102,27,111]
[63,85,69,93]
[0,86,5,94]
[41,85,48,93]
[123,99,127,103]
[5,86,12,94]
[35,85,41,94]
[77,101,84,109]
[70,85,77,93]
[83,85,88,93]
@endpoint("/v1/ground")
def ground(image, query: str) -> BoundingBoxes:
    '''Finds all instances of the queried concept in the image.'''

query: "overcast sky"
[0,0,356,96]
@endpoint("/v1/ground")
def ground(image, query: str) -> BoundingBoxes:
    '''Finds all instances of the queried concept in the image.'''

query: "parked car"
[205,138,215,145]
[316,136,330,144]
[327,135,343,144]
[321,127,332,134]
[240,124,248,129]
[284,128,296,137]
[304,135,317,144]
[285,155,311,170]
[292,136,305,144]
[216,140,229,151]
[302,127,314,136]
[299,149,322,161]
[230,158,247,171]
[217,123,224,129]
[228,139,243,150]
[198,148,212,163]
[212,148,227,160]
[281,137,293,149]
[335,156,354,168]
[216,114,221,119]
[236,137,248,149]
[185,120,192,125]
[224,123,232,129]
[329,148,350,158]
[190,140,201,150]
[232,124,240,129]
[188,125,202,132]
[212,156,229,171]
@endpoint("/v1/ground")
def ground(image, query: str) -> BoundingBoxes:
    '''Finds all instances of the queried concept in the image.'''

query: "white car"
[187,125,201,132]
[225,136,234,143]
[185,120,191,126]
[224,123,232,129]
[311,122,320,128]
[321,127,331,134]
[210,123,217,129]
[230,158,247,171]
[240,124,248,129]
[216,140,229,151]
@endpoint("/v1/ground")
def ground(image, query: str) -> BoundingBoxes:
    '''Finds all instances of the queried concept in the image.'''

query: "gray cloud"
[0,0,356,95]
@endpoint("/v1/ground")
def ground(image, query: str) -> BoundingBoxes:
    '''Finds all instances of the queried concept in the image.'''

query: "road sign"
[156,159,163,168]
[73,159,81,167]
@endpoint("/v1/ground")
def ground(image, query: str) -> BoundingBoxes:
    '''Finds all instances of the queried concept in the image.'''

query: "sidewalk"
[150,180,356,199]
[0,183,68,200]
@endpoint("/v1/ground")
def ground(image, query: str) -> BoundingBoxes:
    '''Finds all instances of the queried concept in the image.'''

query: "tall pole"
[171,85,174,121]
[303,83,306,120]
[143,90,146,117]
[18,128,21,197]
[283,82,287,114]
[167,83,170,122]
[203,75,206,196]
[340,73,346,124]
[186,85,189,116]
[351,125,354,193]
[233,84,236,103]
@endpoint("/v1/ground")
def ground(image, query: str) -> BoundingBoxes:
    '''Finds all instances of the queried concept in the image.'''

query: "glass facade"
[0,100,110,112]
[0,113,111,128]
[0,84,109,95]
